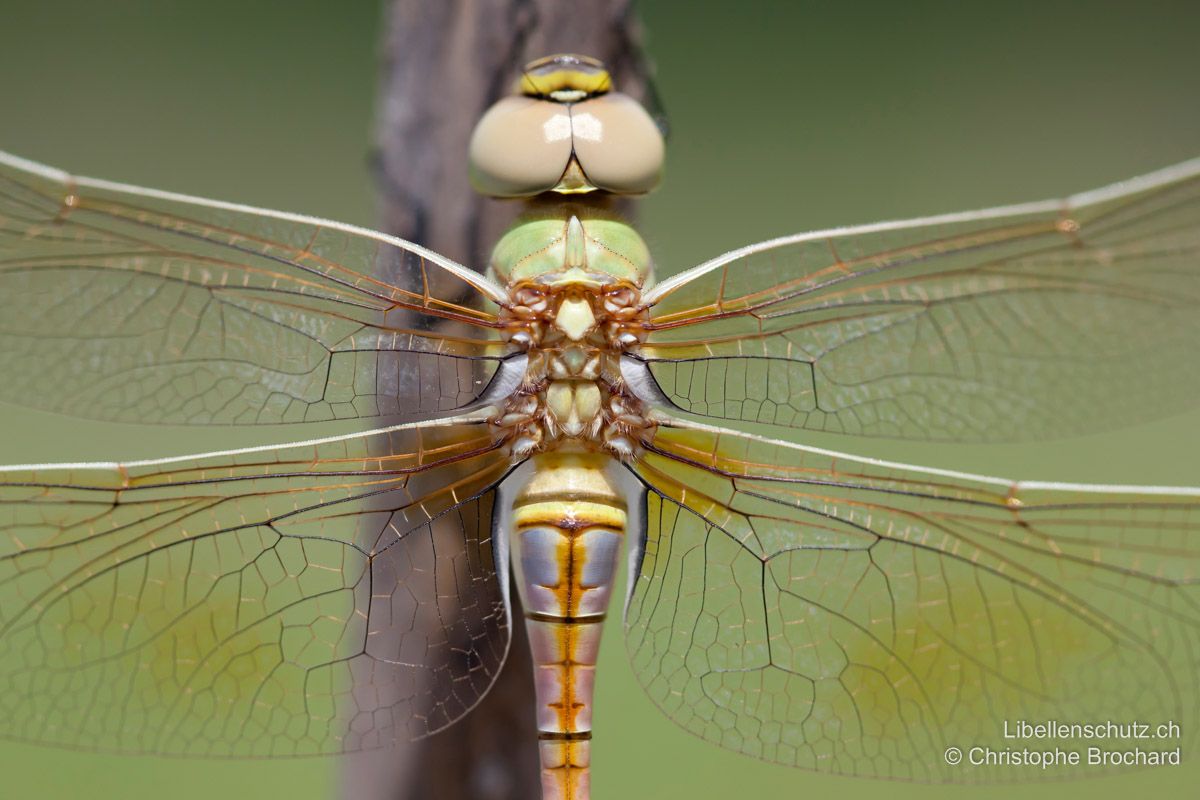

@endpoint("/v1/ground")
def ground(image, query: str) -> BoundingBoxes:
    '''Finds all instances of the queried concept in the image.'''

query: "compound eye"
[468,96,574,197]
[570,93,664,194]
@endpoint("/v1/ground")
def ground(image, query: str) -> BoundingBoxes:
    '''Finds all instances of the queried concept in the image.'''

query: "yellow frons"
[520,55,612,98]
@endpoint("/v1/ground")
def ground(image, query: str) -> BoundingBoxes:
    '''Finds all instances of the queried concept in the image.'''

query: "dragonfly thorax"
[482,148,659,463]
[493,281,654,459]
[488,209,654,289]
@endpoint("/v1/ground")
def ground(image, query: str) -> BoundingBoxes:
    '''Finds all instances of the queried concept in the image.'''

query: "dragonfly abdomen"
[509,452,626,800]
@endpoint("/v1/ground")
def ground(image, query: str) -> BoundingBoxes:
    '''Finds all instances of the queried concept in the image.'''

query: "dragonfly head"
[468,54,664,197]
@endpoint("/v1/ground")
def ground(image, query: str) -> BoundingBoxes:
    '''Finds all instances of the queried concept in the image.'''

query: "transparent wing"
[0,151,514,425]
[0,417,515,756]
[625,422,1200,779]
[633,159,1200,441]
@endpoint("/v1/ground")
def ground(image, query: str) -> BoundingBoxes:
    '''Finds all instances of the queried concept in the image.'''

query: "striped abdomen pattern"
[509,452,626,800]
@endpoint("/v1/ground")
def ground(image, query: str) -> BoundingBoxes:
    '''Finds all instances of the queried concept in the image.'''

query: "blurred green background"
[1,0,1199,798]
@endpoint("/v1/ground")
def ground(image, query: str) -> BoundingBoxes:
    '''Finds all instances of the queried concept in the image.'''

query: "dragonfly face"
[1,51,1200,800]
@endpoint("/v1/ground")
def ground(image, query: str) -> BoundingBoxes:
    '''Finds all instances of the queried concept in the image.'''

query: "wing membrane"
[0,151,514,425]
[0,418,515,755]
[634,159,1200,441]
[625,422,1200,779]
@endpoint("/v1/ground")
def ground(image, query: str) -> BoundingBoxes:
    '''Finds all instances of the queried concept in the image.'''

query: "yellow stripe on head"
[519,54,613,100]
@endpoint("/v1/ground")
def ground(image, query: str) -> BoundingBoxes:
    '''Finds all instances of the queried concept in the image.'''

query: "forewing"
[0,419,515,756]
[634,159,1200,441]
[625,423,1200,779]
[0,151,513,425]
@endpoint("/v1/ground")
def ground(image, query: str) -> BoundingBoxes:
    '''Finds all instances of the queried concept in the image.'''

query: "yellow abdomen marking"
[509,452,626,800]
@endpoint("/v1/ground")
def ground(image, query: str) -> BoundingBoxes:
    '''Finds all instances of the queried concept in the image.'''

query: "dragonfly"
[1,53,1199,800]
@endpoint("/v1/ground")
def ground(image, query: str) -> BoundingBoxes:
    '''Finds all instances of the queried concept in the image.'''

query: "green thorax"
[488,205,654,291]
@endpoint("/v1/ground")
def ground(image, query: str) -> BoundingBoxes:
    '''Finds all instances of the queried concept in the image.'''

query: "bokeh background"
[2,1,1199,798]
